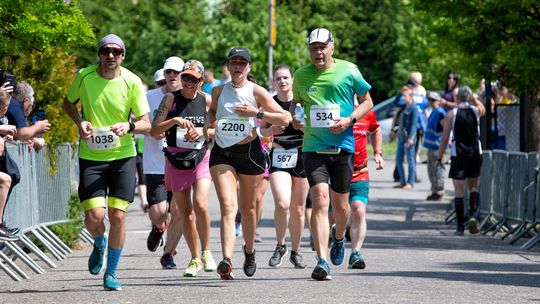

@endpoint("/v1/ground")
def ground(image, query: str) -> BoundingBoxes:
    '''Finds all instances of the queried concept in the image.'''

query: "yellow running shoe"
[202,250,217,272]
[183,258,202,277]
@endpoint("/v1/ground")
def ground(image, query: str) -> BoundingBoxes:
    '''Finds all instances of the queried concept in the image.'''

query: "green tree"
[0,0,94,161]
[413,0,540,151]
[77,0,210,85]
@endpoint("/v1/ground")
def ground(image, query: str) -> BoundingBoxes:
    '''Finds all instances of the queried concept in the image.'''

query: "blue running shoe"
[88,242,106,275]
[311,258,332,281]
[103,273,122,291]
[348,250,366,269]
[329,224,345,266]
[235,222,242,237]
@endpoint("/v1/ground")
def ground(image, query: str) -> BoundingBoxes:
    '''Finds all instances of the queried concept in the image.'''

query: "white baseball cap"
[153,68,165,82]
[308,28,334,45]
[163,56,184,72]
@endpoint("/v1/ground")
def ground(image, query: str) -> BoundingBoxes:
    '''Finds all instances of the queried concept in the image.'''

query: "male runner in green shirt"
[64,34,150,291]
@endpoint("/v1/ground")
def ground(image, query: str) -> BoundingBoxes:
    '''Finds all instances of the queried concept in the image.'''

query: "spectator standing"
[9,81,50,152]
[441,71,459,111]
[423,92,446,201]
[394,86,418,189]
[435,86,485,235]
[63,34,151,290]
[0,84,18,241]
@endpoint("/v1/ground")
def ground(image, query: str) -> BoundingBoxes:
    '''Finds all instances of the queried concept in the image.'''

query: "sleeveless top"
[165,90,207,149]
[450,103,481,157]
[271,95,303,149]
[215,81,257,148]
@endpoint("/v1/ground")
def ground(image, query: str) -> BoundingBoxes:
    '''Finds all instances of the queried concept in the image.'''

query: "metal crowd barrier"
[471,149,540,250]
[1,142,75,281]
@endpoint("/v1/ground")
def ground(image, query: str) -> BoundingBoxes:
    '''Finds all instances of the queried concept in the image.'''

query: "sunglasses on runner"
[181,74,200,84]
[99,47,124,56]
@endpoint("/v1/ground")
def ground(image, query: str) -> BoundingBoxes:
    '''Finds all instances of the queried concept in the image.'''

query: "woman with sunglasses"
[151,60,217,277]
[441,71,460,111]
[205,47,289,280]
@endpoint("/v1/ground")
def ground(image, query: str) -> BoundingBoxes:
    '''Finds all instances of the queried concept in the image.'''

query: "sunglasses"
[448,76,457,80]
[156,80,166,86]
[181,74,200,84]
[99,47,124,56]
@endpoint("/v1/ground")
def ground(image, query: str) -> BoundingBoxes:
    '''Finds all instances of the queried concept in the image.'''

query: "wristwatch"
[128,122,135,133]
[256,110,265,119]
[349,116,357,125]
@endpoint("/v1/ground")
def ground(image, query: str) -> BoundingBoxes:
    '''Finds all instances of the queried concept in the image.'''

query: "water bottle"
[294,103,305,123]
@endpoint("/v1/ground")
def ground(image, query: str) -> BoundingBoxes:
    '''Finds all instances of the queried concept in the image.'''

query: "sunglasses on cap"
[181,74,200,84]
[99,47,124,56]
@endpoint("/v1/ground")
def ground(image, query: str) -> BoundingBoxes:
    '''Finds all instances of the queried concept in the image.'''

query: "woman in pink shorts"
[151,60,216,277]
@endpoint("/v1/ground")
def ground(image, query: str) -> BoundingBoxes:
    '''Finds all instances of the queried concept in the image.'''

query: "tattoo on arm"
[155,96,169,119]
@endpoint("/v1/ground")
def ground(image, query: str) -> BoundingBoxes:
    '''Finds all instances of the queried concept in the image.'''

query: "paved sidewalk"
[1,159,539,303]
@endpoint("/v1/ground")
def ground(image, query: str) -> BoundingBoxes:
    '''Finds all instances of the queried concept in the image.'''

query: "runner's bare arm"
[204,85,222,139]
[150,93,193,137]
[63,97,92,139]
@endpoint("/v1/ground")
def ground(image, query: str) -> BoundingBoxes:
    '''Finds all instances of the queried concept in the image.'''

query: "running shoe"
[268,244,288,267]
[103,273,122,291]
[202,250,217,272]
[0,223,19,236]
[289,251,307,269]
[183,258,202,277]
[348,250,366,269]
[160,253,176,269]
[88,240,106,275]
[468,217,479,234]
[217,258,234,280]
[147,225,164,252]
[311,258,332,281]
[454,228,465,236]
[329,224,345,266]
[243,245,257,277]
[0,226,18,241]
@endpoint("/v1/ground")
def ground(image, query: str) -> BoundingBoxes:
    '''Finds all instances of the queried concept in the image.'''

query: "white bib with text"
[176,127,205,150]
[309,104,340,128]
[87,127,120,151]
[272,147,298,169]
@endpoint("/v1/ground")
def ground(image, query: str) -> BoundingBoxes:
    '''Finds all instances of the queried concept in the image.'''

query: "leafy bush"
[49,195,84,249]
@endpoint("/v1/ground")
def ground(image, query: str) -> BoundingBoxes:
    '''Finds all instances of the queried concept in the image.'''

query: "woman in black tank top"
[260,65,309,268]
[151,60,217,277]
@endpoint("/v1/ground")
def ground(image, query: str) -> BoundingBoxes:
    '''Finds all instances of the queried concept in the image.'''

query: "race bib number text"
[272,147,298,169]
[309,104,340,127]
[176,127,205,149]
[87,127,120,151]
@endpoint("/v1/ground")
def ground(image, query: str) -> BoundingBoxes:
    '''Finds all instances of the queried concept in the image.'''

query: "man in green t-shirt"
[63,34,150,291]
[291,28,374,281]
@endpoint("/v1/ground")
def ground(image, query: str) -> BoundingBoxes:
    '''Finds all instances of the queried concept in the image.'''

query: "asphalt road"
[1,159,539,304]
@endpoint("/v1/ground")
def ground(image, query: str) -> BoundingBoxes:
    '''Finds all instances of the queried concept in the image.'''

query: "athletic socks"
[105,247,123,275]
[94,234,107,249]
[454,198,465,231]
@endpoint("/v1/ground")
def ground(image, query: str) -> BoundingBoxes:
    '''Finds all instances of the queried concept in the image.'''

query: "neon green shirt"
[293,59,371,153]
[67,64,149,161]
